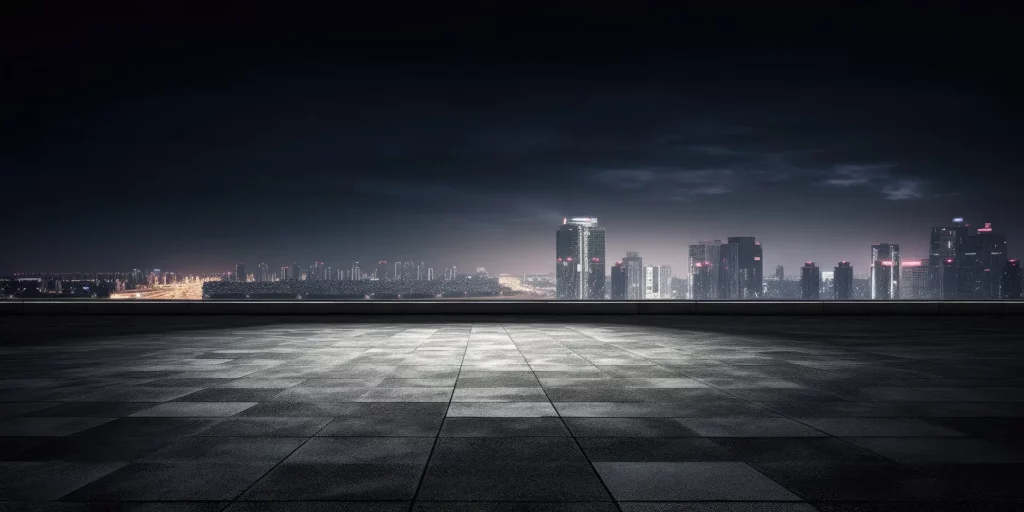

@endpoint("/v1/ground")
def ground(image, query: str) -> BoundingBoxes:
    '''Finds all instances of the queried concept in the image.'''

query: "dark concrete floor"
[1,315,1023,511]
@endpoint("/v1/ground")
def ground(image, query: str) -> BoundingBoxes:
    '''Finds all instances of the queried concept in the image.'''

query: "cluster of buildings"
[231,261,473,283]
[555,216,1023,301]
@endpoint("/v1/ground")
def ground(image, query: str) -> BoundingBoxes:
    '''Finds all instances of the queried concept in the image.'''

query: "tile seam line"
[508,322,624,511]
[408,320,462,510]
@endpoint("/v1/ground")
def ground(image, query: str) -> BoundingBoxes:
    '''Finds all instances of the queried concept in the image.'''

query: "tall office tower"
[280,266,290,280]
[555,217,606,300]
[929,218,968,298]
[1002,260,1022,299]
[610,261,626,300]
[801,262,821,299]
[688,241,721,299]
[622,251,645,300]
[377,261,389,280]
[292,263,301,282]
[311,262,324,280]
[659,265,673,299]
[900,259,930,299]
[258,263,269,282]
[394,262,401,280]
[644,265,662,299]
[940,258,957,298]
[974,223,1007,299]
[834,262,853,300]
[427,268,434,281]
[870,243,901,300]
[350,262,360,281]
[234,263,246,283]
[717,241,740,299]
[417,262,427,281]
[728,237,763,298]
[776,265,784,281]
[691,261,715,299]
[402,262,415,281]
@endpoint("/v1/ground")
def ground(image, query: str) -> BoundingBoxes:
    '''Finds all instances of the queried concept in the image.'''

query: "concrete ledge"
[822,301,942,315]
[2,300,1023,315]
[695,301,825,315]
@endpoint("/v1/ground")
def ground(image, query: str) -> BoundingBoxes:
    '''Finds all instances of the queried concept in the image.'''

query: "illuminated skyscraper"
[834,261,853,300]
[728,237,763,298]
[610,261,626,300]
[870,243,900,300]
[929,218,967,298]
[940,258,958,299]
[717,241,740,299]
[622,252,644,300]
[900,259,929,299]
[555,217,606,300]
[800,262,820,300]
[974,222,1007,299]
[659,265,673,299]
[691,261,715,299]
[258,263,269,282]
[644,265,663,299]
[1002,260,1022,299]
[688,241,720,299]
[235,263,246,283]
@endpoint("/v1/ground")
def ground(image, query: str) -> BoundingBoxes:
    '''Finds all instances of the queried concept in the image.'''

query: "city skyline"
[4,7,1021,277]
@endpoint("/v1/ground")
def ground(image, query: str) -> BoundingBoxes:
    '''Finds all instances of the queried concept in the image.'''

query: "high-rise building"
[350,262,361,281]
[280,265,291,280]
[622,252,644,300]
[728,237,763,298]
[929,218,967,299]
[900,259,930,299]
[717,241,740,299]
[691,261,715,299]
[234,263,246,283]
[376,261,389,281]
[688,241,721,299]
[1002,259,1022,299]
[834,262,853,300]
[975,223,1007,299]
[644,265,665,299]
[292,263,301,282]
[659,265,673,299]
[870,243,900,300]
[610,261,626,300]
[940,258,957,299]
[258,263,269,282]
[776,265,784,281]
[555,217,606,300]
[427,268,434,281]
[801,262,820,300]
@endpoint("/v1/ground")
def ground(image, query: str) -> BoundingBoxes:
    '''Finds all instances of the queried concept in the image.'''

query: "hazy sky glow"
[3,5,1021,275]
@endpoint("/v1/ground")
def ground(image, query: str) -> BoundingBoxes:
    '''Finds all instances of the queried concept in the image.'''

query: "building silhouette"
[610,261,626,300]
[834,262,853,300]
[555,217,606,300]
[929,218,967,298]
[728,237,763,298]
[776,265,784,281]
[1002,259,1022,299]
[871,243,900,300]
[691,261,715,299]
[801,262,820,300]
[900,259,930,299]
[622,251,645,300]
[235,263,246,283]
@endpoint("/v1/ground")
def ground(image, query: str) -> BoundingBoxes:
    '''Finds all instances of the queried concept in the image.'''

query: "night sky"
[4,5,1021,276]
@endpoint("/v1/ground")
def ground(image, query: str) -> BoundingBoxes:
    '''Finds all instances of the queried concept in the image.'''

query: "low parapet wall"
[1,300,1023,315]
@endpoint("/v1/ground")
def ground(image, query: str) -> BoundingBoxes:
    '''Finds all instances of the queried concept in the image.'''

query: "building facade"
[870,243,900,300]
[900,259,930,300]
[1002,259,1022,299]
[555,217,606,300]
[728,237,763,298]
[622,251,645,300]
[800,262,820,300]
[834,262,853,300]
[610,261,626,300]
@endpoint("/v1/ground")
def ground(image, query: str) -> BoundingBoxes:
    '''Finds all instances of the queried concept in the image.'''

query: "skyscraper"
[834,261,853,300]
[610,261,626,300]
[622,251,645,300]
[659,265,673,299]
[975,223,1007,299]
[258,263,269,282]
[688,241,721,299]
[940,258,958,299]
[900,259,930,299]
[1002,260,1022,299]
[717,241,740,299]
[235,263,246,283]
[555,217,606,300]
[644,265,666,299]
[929,218,967,298]
[292,263,301,282]
[280,265,291,280]
[691,261,715,299]
[376,261,389,281]
[870,243,900,300]
[728,237,763,298]
[776,265,784,281]
[801,262,820,300]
